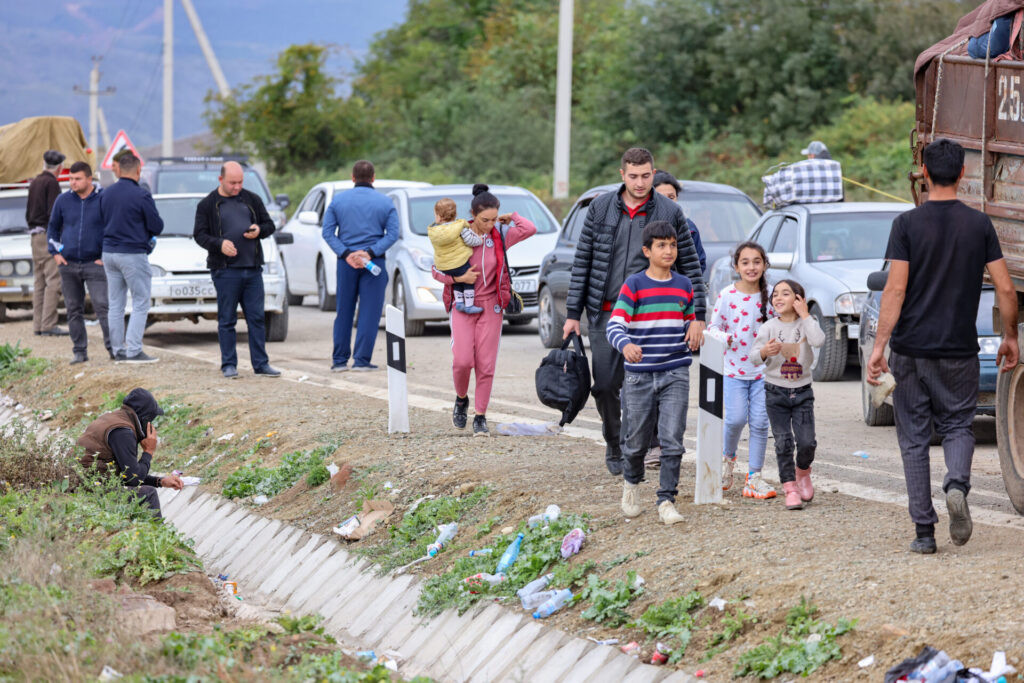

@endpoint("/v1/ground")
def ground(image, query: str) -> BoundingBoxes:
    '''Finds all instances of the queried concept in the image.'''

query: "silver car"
[706,202,910,381]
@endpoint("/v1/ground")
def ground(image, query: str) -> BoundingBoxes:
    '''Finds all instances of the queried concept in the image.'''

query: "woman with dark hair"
[432,184,537,436]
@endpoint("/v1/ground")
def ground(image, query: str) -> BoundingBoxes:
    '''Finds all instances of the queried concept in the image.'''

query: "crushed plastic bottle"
[48,238,64,253]
[495,532,524,575]
[427,523,458,558]
[463,573,507,590]
[532,588,573,619]
[908,651,952,683]
[560,528,585,559]
[468,548,493,557]
[528,504,561,528]
[853,450,869,459]
[516,573,553,609]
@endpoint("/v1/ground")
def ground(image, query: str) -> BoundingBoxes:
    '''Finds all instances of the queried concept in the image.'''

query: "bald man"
[193,161,280,378]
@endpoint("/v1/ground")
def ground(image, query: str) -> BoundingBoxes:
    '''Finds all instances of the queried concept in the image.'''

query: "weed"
[276,613,334,639]
[475,515,501,539]
[636,591,704,662]
[352,481,380,508]
[0,417,78,490]
[579,570,644,627]
[221,444,334,499]
[0,342,48,387]
[599,550,648,572]
[306,462,330,488]
[550,559,596,590]
[704,608,758,660]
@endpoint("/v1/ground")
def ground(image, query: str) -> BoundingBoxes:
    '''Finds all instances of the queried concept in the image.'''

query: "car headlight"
[834,292,867,315]
[0,261,12,277]
[14,260,31,276]
[979,337,1001,355]
[409,248,434,272]
[150,265,166,277]
[263,261,280,275]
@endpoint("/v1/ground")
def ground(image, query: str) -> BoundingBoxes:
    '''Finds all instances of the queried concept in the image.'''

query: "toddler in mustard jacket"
[428,198,484,314]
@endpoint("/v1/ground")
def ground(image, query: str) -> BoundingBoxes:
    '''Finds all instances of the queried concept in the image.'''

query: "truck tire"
[265,298,289,343]
[996,358,1024,514]
[317,259,335,312]
[811,304,847,382]
[861,361,894,426]
[537,286,564,349]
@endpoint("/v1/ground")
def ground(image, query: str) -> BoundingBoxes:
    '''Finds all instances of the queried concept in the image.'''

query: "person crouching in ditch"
[76,387,183,516]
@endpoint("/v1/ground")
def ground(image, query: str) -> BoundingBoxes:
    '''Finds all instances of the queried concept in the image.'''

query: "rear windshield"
[0,196,28,234]
[154,169,270,203]
[680,192,761,243]
[810,212,902,262]
[153,196,202,236]
[407,193,558,235]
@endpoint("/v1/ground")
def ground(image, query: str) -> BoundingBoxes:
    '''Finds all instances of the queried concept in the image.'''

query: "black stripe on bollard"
[386,331,406,373]
[699,363,723,419]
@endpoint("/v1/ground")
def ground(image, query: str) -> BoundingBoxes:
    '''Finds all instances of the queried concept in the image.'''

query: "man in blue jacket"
[99,153,164,364]
[322,160,398,371]
[47,161,112,364]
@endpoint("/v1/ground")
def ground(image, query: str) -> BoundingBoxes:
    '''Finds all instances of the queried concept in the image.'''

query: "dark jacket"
[46,187,104,262]
[76,388,165,488]
[688,218,707,276]
[193,188,276,270]
[26,171,60,228]
[566,187,707,321]
[99,178,164,253]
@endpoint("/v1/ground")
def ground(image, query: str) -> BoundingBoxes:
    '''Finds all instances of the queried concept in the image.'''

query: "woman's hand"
[454,266,479,284]
[498,213,514,224]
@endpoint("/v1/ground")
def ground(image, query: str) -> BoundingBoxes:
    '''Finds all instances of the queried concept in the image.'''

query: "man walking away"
[563,147,707,475]
[193,161,281,378]
[27,149,68,336]
[47,161,112,363]
[99,153,163,363]
[322,160,398,371]
[867,138,1019,554]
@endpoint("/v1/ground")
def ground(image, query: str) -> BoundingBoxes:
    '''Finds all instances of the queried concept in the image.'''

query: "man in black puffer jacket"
[563,148,706,475]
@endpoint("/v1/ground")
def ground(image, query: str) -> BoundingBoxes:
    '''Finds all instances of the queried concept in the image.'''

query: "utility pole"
[162,0,174,157]
[97,107,113,149]
[552,0,574,199]
[73,56,115,160]
[180,0,231,98]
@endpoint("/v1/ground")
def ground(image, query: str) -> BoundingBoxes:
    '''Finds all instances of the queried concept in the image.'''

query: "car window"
[153,196,203,236]
[753,215,783,250]
[313,191,326,221]
[154,169,270,203]
[0,196,28,234]
[298,190,319,213]
[771,217,800,254]
[408,193,558,235]
[679,192,761,243]
[562,202,588,244]
[810,212,903,262]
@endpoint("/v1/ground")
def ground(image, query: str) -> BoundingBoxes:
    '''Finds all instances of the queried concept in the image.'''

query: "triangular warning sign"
[101,130,144,170]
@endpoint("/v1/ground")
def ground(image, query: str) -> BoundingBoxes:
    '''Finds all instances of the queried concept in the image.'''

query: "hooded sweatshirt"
[47,187,104,261]
[106,388,165,487]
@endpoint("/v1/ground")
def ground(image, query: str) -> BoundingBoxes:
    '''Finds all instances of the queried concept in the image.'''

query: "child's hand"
[623,343,643,364]
[761,339,782,359]
[794,295,810,319]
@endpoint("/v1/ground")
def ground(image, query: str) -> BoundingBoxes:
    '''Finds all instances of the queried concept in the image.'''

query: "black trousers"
[587,311,625,458]
[133,485,162,518]
[765,383,816,483]
[58,260,111,357]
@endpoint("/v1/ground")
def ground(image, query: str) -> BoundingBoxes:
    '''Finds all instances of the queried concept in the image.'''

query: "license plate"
[170,281,216,298]
[512,277,537,293]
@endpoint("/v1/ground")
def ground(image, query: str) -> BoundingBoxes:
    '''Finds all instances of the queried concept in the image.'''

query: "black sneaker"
[112,351,126,362]
[255,365,281,377]
[605,446,624,476]
[222,365,238,379]
[947,488,973,546]
[452,396,469,430]
[473,414,489,437]
[120,352,158,364]
[909,536,937,554]
[70,353,88,365]
[40,326,69,336]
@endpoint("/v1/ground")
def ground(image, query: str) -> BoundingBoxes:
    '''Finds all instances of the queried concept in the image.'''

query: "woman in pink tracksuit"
[432,184,537,437]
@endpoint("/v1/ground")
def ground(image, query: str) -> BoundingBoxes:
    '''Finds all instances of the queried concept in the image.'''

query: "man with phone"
[194,161,280,379]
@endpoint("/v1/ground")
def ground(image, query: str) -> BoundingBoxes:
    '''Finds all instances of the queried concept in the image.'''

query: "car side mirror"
[767,252,794,270]
[867,270,888,292]
[298,210,319,226]
[275,193,290,209]
[274,232,294,245]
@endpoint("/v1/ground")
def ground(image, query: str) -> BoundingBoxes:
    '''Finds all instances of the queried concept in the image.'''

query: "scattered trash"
[327,463,340,476]
[252,494,269,506]
[216,433,235,442]
[427,523,458,557]
[620,641,641,656]
[533,589,573,619]
[495,532,525,575]
[442,456,455,462]
[858,655,875,668]
[407,495,435,514]
[223,581,238,595]
[870,372,897,408]
[383,481,394,490]
[336,500,395,541]
[559,528,585,559]
[217,574,229,581]
[968,651,1017,681]
[528,504,561,527]
[38,410,53,421]
[651,643,669,665]
[853,450,869,459]
[709,596,727,611]
[587,637,619,646]
[181,476,201,486]
[464,573,507,591]
[494,421,562,436]
[98,665,123,680]
[297,375,309,382]
[695,670,706,678]
[333,515,360,537]
[632,575,645,590]
[516,573,554,609]
[356,650,377,663]
[468,548,493,557]
[383,659,399,672]
[500,526,515,535]
[74,371,85,379]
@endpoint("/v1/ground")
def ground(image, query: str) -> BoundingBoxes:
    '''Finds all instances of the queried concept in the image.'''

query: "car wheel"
[317,259,335,312]
[393,272,424,337]
[0,302,7,322]
[265,297,289,342]
[811,304,848,382]
[284,263,303,306]
[537,286,563,349]
[861,358,894,426]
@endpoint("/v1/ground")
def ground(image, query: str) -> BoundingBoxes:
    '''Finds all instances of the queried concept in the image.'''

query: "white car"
[142,193,291,341]
[0,187,33,322]
[277,179,432,311]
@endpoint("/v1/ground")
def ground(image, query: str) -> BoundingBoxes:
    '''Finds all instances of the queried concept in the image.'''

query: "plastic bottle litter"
[468,548,493,556]
[495,532,525,575]
[560,528,585,559]
[333,514,360,538]
[464,572,507,590]
[908,650,952,682]
[857,655,875,668]
[521,589,558,611]
[853,450,869,459]
[356,650,377,663]
[620,641,641,656]
[528,505,561,528]
[516,573,554,609]
[362,257,382,276]
[98,665,123,681]
[532,588,573,619]
[427,522,458,558]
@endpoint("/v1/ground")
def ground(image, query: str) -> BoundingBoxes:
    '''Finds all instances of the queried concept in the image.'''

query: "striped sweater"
[606,271,695,372]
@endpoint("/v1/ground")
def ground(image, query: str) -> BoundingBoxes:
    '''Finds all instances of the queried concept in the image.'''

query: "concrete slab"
[258,534,321,598]
[383,607,454,663]
[527,637,592,682]
[469,618,544,683]
[449,607,524,682]
[230,522,293,579]
[621,665,672,683]
[291,552,358,615]
[405,606,484,679]
[195,507,250,557]
[186,500,234,544]
[170,495,218,535]
[319,564,379,629]
[580,651,641,683]
[560,641,617,683]
[279,542,341,609]
[497,628,568,683]
[234,526,300,584]
[211,517,271,572]
[360,582,425,650]
[430,602,506,681]
[660,672,699,683]
[345,572,415,639]
[160,486,197,517]
[324,574,393,636]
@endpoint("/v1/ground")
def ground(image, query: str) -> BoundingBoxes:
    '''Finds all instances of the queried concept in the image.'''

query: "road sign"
[100,130,143,170]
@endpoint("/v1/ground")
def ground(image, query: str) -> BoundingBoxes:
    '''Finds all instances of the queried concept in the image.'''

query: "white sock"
[464,289,476,308]
[454,290,465,306]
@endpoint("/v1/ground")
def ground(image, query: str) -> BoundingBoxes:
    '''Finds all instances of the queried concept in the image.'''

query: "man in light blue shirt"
[322,160,399,371]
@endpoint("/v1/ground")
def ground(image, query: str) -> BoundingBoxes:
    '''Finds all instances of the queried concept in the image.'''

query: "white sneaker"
[658,500,684,526]
[722,456,737,491]
[742,471,777,499]
[621,482,641,517]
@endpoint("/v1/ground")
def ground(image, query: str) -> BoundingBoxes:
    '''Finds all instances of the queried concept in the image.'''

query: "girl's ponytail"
[758,274,769,323]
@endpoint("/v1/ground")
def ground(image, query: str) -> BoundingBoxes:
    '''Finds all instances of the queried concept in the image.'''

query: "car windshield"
[155,169,270,203]
[408,193,558,235]
[679,192,760,243]
[809,212,902,262]
[154,196,202,236]
[0,196,28,234]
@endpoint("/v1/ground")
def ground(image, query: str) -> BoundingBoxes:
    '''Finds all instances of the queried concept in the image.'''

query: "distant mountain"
[1,1,406,149]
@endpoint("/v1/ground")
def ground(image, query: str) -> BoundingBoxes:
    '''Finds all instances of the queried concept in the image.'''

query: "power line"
[127,56,163,135]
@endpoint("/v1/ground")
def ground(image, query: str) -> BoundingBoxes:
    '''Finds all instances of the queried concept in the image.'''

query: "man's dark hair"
[68,161,92,177]
[642,220,676,249]
[118,153,140,174]
[923,138,965,187]
[352,160,375,183]
[652,170,681,193]
[621,147,654,169]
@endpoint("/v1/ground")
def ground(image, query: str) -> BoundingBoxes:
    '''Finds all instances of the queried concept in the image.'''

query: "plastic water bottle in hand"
[495,532,525,575]
[427,522,457,557]
[533,589,573,619]
[48,238,64,253]
[362,256,381,276]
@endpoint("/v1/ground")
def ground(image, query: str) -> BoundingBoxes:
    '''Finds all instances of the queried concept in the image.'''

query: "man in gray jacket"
[563,147,706,475]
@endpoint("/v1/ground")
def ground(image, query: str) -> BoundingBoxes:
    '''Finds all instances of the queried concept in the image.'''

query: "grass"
[579,571,644,627]
[635,591,705,663]
[221,443,336,500]
[0,341,48,387]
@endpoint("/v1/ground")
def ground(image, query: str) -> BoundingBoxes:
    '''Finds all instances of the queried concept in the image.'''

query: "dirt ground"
[5,328,1024,681]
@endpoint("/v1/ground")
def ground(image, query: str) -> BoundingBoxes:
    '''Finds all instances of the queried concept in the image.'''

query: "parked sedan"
[536,181,761,348]
[706,202,910,381]
[0,187,33,322]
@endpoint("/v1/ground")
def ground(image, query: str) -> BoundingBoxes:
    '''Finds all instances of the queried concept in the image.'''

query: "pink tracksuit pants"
[450,295,503,415]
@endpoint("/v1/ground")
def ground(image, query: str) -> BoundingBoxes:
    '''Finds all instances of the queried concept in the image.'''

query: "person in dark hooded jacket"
[76,387,183,515]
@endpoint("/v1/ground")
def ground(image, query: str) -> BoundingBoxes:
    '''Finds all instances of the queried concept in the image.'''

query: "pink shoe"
[782,481,804,510]
[795,467,814,502]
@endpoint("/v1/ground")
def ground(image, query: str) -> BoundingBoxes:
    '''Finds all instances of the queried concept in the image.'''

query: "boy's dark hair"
[652,170,681,193]
[470,183,500,215]
[642,220,676,249]
[352,160,375,183]
[621,147,654,169]
[68,161,92,177]
[923,138,964,187]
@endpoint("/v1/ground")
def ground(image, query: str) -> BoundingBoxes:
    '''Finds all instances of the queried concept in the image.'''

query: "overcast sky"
[1,1,406,147]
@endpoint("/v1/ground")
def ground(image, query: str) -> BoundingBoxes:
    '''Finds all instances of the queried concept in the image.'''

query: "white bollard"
[385,305,409,433]
[695,328,725,504]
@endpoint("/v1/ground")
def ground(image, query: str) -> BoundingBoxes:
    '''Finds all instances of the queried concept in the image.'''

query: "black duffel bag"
[535,332,592,426]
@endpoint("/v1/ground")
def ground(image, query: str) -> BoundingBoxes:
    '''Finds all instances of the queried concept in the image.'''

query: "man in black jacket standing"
[193,161,280,379]
[27,149,68,336]
[562,148,707,474]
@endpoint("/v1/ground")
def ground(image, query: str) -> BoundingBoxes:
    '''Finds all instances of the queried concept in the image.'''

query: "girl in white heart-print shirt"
[709,241,775,500]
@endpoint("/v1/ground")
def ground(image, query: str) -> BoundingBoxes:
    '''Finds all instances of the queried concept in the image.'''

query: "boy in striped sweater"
[606,220,696,526]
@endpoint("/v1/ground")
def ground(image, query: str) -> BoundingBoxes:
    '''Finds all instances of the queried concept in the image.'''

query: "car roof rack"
[148,155,250,165]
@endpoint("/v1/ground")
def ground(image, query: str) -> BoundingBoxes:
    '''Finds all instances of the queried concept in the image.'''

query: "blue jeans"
[968,14,1013,59]
[103,252,151,357]
[723,376,769,472]
[621,367,689,504]
[211,267,268,371]
[334,257,388,367]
